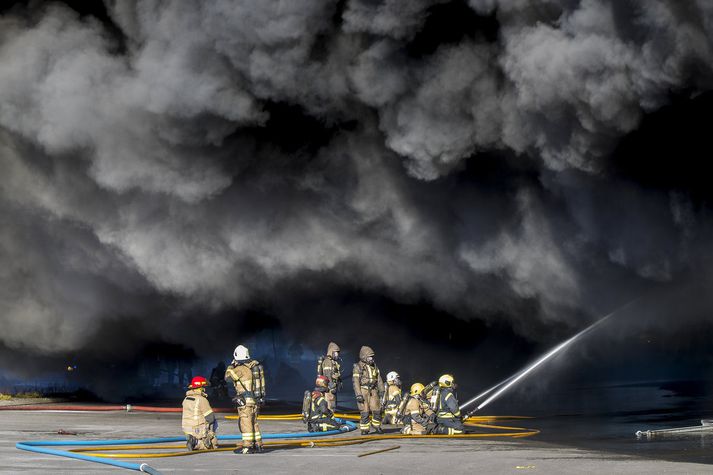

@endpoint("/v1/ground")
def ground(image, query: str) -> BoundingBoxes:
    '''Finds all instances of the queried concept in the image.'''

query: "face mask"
[332,351,339,360]
[366,356,374,365]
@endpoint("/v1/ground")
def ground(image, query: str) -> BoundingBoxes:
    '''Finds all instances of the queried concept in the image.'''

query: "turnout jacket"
[352,361,384,395]
[405,396,433,426]
[436,387,461,420]
[181,389,216,437]
[385,383,402,407]
[309,389,334,421]
[225,359,265,406]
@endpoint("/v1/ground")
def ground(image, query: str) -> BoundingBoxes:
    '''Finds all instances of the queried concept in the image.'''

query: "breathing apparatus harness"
[357,362,380,390]
[229,359,266,408]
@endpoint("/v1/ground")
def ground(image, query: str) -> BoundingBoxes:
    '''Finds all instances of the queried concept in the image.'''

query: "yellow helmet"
[438,374,455,388]
[410,383,425,396]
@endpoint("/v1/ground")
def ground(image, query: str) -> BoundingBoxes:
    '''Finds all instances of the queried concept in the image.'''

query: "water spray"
[459,375,517,413]
[461,299,638,417]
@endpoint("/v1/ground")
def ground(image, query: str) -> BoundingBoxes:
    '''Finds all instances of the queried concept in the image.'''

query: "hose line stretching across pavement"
[15,410,538,473]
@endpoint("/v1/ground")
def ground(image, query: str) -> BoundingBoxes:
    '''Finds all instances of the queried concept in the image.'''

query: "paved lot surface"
[2,409,712,474]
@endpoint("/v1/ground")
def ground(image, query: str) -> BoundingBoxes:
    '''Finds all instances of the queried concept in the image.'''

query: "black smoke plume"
[2,0,713,399]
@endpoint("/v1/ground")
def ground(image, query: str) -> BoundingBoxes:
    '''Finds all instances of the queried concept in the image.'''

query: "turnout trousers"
[238,405,263,449]
[357,387,381,432]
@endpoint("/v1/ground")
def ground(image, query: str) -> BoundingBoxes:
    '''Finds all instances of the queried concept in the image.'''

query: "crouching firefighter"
[433,374,465,435]
[400,383,436,435]
[382,371,403,424]
[317,342,342,411]
[302,375,341,432]
[182,376,218,450]
[225,344,266,454]
[352,345,385,434]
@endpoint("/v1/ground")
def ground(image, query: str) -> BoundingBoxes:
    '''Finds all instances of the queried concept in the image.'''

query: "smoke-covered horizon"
[2,0,713,390]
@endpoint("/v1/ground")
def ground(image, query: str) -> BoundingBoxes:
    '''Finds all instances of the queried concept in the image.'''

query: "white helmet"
[233,345,250,361]
[386,371,400,383]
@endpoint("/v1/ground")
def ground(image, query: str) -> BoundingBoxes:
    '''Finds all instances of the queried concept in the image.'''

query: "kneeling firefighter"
[225,344,266,454]
[433,374,465,435]
[182,376,218,450]
[400,382,436,435]
[352,345,385,434]
[382,371,403,424]
[302,375,341,432]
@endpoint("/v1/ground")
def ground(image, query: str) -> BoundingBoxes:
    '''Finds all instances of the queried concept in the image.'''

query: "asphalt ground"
[2,409,713,474]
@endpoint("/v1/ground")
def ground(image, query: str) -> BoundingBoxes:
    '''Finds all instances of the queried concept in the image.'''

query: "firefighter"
[182,376,218,450]
[316,342,342,411]
[225,344,266,454]
[352,345,384,434]
[306,375,341,432]
[401,382,436,435]
[382,371,403,424]
[433,374,465,435]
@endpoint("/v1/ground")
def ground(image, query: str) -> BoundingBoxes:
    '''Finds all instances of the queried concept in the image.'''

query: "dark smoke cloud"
[2,0,713,386]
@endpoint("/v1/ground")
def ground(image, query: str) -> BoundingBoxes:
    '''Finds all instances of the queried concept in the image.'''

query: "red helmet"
[188,376,209,389]
[315,375,329,388]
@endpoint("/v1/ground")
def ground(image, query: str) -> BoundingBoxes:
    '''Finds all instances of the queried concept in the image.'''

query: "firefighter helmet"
[438,374,455,388]
[386,371,400,383]
[188,376,210,389]
[410,383,425,396]
[233,345,250,361]
[359,346,375,361]
[316,375,330,388]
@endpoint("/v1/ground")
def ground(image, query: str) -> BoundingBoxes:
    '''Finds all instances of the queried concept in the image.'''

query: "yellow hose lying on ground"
[228,413,531,422]
[70,414,539,459]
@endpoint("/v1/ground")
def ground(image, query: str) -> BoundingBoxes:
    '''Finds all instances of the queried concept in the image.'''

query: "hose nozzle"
[465,408,479,418]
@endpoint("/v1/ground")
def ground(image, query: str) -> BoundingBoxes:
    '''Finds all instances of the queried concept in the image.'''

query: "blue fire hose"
[16,419,357,474]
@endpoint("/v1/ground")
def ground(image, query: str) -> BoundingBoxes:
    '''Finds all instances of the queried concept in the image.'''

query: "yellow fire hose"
[69,414,539,459]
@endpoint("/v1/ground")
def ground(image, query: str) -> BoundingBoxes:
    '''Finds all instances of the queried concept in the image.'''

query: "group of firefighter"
[181,341,464,454]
